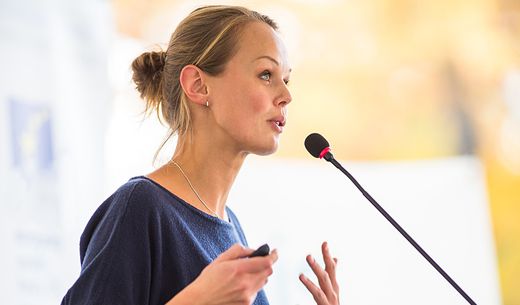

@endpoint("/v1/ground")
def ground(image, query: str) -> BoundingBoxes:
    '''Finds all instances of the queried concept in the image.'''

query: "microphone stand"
[323,153,477,305]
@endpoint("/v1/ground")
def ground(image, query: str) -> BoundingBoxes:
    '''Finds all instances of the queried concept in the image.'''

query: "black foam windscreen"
[304,133,330,158]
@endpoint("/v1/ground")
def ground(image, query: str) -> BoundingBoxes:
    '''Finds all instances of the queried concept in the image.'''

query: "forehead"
[229,21,290,71]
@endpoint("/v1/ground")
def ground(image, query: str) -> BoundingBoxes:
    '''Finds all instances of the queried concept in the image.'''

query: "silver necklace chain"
[171,159,219,218]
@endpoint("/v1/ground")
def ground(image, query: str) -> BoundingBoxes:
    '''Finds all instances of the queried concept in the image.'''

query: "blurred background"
[1,0,519,304]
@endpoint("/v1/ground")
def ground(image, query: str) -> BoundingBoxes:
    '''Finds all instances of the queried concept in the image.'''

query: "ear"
[179,65,208,106]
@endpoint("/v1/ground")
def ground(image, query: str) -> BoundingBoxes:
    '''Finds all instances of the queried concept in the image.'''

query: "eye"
[259,70,271,82]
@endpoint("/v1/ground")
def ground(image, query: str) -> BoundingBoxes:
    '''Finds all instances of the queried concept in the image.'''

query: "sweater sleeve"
[61,182,156,305]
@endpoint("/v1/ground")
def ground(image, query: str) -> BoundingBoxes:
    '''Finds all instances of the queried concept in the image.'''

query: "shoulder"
[104,176,174,215]
[116,176,165,203]
[79,176,178,261]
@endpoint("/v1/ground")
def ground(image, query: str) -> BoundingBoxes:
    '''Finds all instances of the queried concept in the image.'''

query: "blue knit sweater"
[61,176,269,305]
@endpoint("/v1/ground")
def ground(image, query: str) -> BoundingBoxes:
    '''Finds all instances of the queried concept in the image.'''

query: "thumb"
[214,244,253,262]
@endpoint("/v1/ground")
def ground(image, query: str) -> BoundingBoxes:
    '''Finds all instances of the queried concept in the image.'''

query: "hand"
[299,242,340,305]
[171,243,278,305]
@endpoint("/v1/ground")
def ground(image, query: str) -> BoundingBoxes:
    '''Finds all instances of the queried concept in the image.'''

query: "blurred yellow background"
[113,0,520,303]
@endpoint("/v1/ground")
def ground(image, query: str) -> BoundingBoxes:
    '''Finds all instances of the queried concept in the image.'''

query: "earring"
[205,101,209,107]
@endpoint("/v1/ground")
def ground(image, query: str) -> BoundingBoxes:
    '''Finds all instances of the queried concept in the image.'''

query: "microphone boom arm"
[326,154,477,305]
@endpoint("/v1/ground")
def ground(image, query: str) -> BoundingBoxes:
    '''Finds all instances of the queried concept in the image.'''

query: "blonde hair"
[131,5,278,158]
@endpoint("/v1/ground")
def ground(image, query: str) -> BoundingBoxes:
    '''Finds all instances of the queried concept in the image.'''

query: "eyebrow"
[254,55,292,73]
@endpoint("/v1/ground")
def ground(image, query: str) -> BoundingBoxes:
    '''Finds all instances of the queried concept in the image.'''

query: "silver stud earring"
[205,101,209,107]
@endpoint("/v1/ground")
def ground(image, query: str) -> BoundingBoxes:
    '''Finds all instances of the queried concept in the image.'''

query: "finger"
[214,243,253,262]
[236,254,277,293]
[322,242,339,293]
[239,250,277,274]
[299,273,327,304]
[306,254,335,298]
[248,248,278,264]
[242,272,268,294]
[322,242,334,274]
[333,257,339,292]
[269,248,279,264]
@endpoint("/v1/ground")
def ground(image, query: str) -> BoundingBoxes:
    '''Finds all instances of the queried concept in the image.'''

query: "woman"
[62,5,340,305]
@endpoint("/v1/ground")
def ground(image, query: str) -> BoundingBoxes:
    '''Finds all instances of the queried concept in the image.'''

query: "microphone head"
[304,133,330,158]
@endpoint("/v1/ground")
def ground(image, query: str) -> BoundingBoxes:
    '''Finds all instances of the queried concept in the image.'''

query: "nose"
[276,82,292,107]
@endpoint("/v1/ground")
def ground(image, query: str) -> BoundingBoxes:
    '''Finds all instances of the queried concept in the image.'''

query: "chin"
[252,140,279,156]
[255,148,277,156]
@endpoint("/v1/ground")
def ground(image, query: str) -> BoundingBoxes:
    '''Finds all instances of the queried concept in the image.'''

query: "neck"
[149,130,248,220]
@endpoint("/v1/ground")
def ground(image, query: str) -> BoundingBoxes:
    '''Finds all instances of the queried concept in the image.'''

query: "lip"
[268,115,286,133]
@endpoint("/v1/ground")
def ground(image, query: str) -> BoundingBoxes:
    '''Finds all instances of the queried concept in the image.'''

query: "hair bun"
[131,51,166,105]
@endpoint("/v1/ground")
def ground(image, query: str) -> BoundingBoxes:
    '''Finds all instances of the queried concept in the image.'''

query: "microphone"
[304,133,477,305]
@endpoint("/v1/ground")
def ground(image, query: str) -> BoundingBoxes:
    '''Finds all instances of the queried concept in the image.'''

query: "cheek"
[247,91,270,115]
[244,82,272,112]
[213,78,272,134]
[229,83,270,121]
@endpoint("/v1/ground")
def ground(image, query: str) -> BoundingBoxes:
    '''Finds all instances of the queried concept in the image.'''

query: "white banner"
[0,1,112,304]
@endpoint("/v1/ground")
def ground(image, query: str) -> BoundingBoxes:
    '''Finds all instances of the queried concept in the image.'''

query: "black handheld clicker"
[248,244,270,258]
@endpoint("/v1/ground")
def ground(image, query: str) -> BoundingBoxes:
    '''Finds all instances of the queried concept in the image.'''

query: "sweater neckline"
[130,175,234,227]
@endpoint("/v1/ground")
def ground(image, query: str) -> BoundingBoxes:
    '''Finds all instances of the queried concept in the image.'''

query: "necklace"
[171,159,219,218]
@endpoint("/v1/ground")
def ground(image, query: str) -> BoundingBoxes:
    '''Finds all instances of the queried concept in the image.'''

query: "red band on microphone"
[319,147,330,159]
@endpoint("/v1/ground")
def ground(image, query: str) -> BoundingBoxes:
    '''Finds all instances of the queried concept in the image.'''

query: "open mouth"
[274,120,285,127]
[269,119,286,133]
